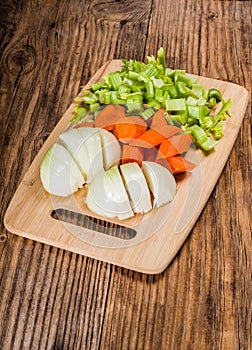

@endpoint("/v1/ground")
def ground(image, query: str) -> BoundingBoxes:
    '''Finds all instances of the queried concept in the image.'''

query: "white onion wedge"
[82,131,103,182]
[86,166,134,220]
[40,143,84,196]
[141,161,176,208]
[120,163,152,214]
[59,128,89,181]
[99,128,121,170]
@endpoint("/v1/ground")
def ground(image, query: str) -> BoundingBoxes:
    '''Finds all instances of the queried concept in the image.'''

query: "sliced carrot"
[151,109,167,129]
[74,121,95,128]
[121,144,144,167]
[154,157,173,173]
[150,109,181,138]
[95,104,126,130]
[113,104,127,118]
[158,133,193,158]
[166,155,196,174]
[144,147,158,162]
[128,128,166,148]
[113,116,147,141]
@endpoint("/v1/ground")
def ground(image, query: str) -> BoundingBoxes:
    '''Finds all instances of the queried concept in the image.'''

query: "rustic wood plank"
[0,0,251,349]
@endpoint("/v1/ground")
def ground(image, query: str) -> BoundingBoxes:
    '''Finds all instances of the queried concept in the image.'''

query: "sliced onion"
[59,128,89,181]
[141,161,176,208]
[86,166,134,220]
[99,128,121,170]
[40,143,84,196]
[120,163,152,214]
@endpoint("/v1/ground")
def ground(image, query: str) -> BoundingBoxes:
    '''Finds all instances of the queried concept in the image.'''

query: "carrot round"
[121,144,144,166]
[151,108,167,129]
[158,133,193,158]
[166,155,196,174]
[128,128,166,148]
[143,147,158,162]
[113,116,147,141]
[95,104,126,130]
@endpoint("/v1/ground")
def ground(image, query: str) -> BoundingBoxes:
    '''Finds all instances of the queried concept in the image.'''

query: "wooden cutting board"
[4,60,249,274]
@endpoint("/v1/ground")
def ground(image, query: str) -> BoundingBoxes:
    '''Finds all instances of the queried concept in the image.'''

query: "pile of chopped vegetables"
[71,47,232,152]
[74,105,196,175]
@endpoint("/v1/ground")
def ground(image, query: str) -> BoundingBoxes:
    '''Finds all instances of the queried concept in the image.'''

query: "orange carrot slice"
[158,133,193,158]
[95,104,126,130]
[166,155,196,174]
[113,116,147,141]
[121,144,144,167]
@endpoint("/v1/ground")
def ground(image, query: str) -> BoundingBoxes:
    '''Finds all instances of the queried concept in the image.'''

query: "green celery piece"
[128,71,141,81]
[171,110,188,124]
[202,89,209,100]
[174,72,193,87]
[91,80,105,92]
[191,83,203,97]
[208,88,222,101]
[126,102,143,115]
[197,95,207,106]
[166,98,187,111]
[122,77,134,86]
[146,81,155,99]
[199,116,214,130]
[211,121,224,139]
[104,91,112,104]
[155,87,163,101]
[109,72,123,90]
[166,69,186,79]
[146,99,162,109]
[131,82,146,92]
[187,105,210,119]
[69,106,87,123]
[157,47,166,70]
[126,92,143,104]
[217,98,232,117]
[144,64,158,79]
[186,96,198,106]
[207,97,217,108]
[141,107,155,120]
[118,84,131,99]
[89,102,100,111]
[83,92,98,104]
[190,124,218,151]
[111,91,125,104]
[152,77,164,88]
[166,85,178,99]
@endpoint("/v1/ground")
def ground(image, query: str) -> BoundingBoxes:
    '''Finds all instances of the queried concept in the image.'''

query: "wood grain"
[0,0,251,349]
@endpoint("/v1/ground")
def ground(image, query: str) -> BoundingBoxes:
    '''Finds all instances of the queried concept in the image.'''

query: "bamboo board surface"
[4,60,249,274]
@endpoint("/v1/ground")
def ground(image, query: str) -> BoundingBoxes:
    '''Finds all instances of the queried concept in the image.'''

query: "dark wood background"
[0,1,251,349]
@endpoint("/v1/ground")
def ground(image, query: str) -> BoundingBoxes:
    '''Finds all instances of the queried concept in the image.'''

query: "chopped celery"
[69,48,232,153]
[141,107,155,120]
[166,98,187,111]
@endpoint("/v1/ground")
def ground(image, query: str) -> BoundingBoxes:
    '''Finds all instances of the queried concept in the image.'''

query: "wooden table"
[0,1,251,349]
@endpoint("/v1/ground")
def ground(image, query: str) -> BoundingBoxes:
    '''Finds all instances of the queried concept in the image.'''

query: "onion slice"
[141,161,176,208]
[40,143,84,196]
[120,163,152,214]
[99,128,121,170]
[59,128,89,181]
[86,166,134,220]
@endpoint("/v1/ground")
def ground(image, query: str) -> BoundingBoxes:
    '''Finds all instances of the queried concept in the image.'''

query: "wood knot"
[0,232,7,244]
[3,44,36,76]
[89,0,152,23]
[207,11,219,21]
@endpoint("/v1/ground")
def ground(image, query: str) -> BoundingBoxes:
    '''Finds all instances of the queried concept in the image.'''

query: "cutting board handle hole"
[51,209,137,240]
